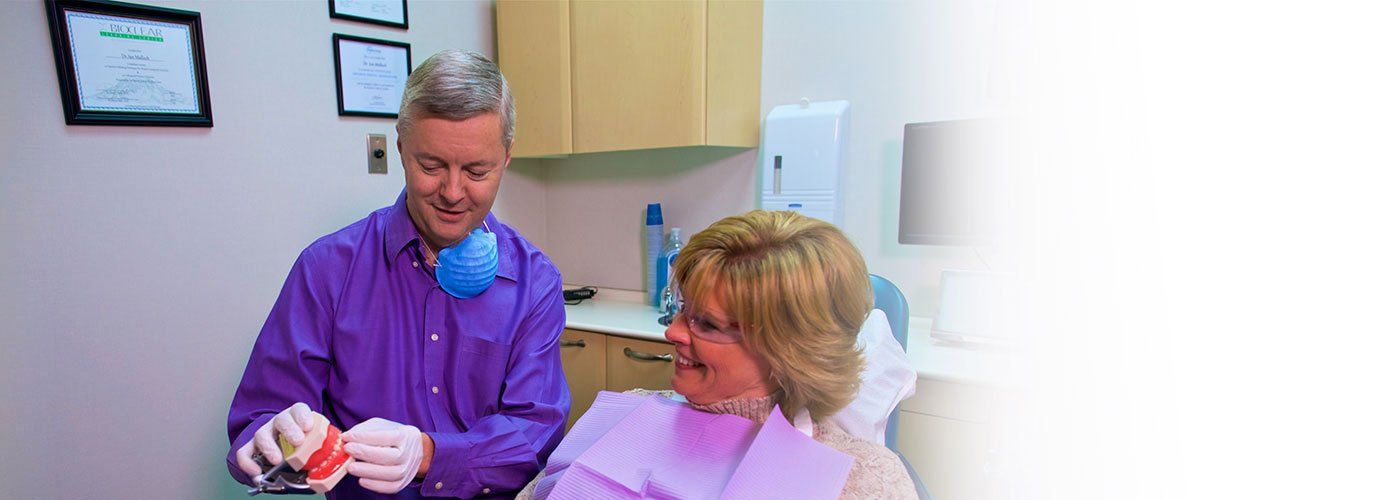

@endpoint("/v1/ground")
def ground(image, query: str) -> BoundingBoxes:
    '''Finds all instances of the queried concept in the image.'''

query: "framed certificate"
[329,0,408,29]
[44,0,213,127]
[333,34,411,118]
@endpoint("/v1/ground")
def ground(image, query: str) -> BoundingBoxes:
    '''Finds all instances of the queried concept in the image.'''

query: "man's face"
[398,113,511,251]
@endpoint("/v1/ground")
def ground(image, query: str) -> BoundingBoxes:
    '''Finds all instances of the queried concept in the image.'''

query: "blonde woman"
[518,210,917,499]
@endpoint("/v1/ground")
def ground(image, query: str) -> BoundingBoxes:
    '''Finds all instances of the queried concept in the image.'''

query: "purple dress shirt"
[227,192,569,499]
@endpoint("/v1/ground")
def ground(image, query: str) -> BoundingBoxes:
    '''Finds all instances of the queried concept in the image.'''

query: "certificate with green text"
[65,11,199,114]
[46,0,213,126]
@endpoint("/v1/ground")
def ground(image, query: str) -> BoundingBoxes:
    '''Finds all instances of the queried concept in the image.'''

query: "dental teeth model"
[250,413,354,495]
[280,414,354,493]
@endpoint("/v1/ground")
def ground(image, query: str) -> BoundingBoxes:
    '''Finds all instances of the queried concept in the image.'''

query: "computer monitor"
[897,119,1007,245]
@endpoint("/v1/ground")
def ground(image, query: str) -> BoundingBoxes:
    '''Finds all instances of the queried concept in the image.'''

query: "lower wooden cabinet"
[558,329,606,430]
[895,377,1006,500]
[603,335,676,392]
[559,328,676,432]
[897,411,996,500]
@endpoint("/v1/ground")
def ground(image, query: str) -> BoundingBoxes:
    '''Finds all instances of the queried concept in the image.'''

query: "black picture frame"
[44,0,213,127]
[328,0,409,30]
[332,34,412,118]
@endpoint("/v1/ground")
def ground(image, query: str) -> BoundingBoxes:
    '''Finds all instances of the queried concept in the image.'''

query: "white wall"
[0,1,547,498]
[540,0,994,318]
[540,146,759,294]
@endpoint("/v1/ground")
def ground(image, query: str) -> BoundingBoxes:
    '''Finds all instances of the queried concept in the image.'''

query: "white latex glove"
[342,417,425,494]
[234,402,320,479]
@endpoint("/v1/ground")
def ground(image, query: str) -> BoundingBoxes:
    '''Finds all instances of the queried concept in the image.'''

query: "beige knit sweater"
[515,390,918,499]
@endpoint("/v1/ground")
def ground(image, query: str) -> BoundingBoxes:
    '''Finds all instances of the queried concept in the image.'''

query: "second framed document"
[333,34,411,118]
[329,0,408,29]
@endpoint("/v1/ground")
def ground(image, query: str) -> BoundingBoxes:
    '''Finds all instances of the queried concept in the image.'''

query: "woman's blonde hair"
[672,210,872,421]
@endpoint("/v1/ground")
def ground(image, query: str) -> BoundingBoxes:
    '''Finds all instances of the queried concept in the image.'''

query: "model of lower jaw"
[278,414,354,493]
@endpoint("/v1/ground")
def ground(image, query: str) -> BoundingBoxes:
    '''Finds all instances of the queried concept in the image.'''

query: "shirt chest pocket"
[445,334,513,418]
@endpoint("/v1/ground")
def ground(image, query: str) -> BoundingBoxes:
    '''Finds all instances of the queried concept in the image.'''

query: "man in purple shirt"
[227,50,568,498]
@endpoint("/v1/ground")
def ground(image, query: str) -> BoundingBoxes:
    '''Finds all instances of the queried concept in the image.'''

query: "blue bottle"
[655,228,682,311]
[645,203,664,306]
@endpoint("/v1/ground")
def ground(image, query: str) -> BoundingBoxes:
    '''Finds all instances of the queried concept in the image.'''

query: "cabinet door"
[604,335,677,392]
[705,0,762,147]
[570,0,706,153]
[897,411,996,500]
[559,329,605,431]
[496,0,573,157]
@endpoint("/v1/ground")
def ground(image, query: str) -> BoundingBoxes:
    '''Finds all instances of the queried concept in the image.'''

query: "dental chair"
[870,274,934,500]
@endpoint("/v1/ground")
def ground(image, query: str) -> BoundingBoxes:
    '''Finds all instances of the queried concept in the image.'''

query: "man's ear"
[502,139,514,169]
[397,138,405,170]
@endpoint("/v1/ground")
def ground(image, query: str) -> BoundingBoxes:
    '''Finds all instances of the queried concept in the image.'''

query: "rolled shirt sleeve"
[421,270,569,497]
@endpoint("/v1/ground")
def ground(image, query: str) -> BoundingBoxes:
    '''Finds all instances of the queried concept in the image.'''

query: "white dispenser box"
[760,100,850,227]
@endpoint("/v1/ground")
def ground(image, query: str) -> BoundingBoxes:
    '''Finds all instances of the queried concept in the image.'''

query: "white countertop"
[563,291,1013,386]
[562,294,672,340]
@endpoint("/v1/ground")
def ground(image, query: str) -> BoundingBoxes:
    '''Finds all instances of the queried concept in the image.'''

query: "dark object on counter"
[563,286,598,305]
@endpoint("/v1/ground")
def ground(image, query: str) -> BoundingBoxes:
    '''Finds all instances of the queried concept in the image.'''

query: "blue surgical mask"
[434,226,498,299]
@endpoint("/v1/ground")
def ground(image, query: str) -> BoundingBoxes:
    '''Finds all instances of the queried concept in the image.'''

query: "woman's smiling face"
[663,283,777,405]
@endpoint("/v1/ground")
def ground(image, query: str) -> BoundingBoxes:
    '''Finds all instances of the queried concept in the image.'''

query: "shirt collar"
[382,190,419,266]
[381,190,518,282]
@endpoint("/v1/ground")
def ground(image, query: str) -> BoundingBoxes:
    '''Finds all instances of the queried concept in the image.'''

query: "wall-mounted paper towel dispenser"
[760,99,850,227]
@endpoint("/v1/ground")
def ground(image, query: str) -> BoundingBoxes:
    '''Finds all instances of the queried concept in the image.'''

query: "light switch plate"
[367,134,388,174]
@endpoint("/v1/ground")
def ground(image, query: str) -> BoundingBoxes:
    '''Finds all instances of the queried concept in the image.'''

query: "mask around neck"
[434,227,498,299]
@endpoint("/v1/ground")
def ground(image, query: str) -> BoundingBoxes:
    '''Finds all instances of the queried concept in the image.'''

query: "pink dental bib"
[536,391,854,500]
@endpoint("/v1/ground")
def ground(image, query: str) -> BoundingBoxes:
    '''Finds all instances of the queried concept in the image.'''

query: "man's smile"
[432,205,467,223]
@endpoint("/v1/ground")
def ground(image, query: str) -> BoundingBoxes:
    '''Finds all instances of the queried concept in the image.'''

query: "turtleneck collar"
[688,393,780,423]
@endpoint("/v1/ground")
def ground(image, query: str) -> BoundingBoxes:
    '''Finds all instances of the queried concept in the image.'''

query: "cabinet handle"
[623,347,673,362]
[560,339,586,348]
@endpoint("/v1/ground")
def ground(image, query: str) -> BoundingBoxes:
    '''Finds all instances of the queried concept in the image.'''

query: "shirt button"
[434,482,443,490]
[411,261,419,268]
[431,333,440,341]
[483,488,491,494]
[432,386,440,394]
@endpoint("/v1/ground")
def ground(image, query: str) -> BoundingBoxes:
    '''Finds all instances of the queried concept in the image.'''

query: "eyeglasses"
[660,289,744,344]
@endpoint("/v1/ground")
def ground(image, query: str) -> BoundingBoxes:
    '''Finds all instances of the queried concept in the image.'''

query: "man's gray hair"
[396,49,515,150]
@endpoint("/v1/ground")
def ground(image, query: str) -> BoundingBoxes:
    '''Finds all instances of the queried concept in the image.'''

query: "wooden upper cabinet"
[496,0,573,157]
[703,0,763,148]
[496,0,762,157]
[570,0,705,153]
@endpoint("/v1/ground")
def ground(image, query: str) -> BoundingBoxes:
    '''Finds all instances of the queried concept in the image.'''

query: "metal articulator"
[246,451,316,496]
